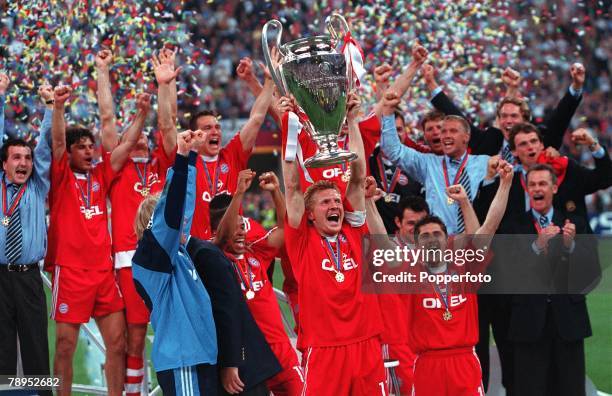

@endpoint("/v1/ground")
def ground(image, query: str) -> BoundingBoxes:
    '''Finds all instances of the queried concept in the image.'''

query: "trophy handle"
[326,13,350,42]
[262,20,288,97]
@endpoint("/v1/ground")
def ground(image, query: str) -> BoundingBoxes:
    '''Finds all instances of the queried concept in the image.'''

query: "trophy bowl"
[262,15,358,168]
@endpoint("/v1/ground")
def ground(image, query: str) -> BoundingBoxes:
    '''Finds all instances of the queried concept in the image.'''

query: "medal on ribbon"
[75,173,93,220]
[203,158,221,196]
[377,154,402,204]
[430,266,453,321]
[442,155,469,205]
[323,236,345,283]
[135,162,150,197]
[232,257,256,300]
[1,180,27,227]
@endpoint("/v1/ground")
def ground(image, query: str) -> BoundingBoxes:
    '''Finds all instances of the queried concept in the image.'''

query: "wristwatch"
[589,140,599,151]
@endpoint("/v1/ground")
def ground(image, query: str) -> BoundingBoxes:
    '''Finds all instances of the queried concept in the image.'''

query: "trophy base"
[303,150,358,168]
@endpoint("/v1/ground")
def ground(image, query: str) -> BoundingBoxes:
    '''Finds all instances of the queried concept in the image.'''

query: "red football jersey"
[109,145,175,256]
[191,134,251,240]
[284,214,383,348]
[281,113,381,194]
[46,151,115,271]
[226,234,290,345]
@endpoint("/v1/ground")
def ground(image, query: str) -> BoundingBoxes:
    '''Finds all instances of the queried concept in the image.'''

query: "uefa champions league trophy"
[262,14,358,168]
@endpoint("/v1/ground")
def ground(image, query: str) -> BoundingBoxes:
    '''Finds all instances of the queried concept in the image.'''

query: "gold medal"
[140,187,149,197]
[384,194,392,203]
[246,290,255,300]
[335,272,345,283]
[447,197,454,205]
[84,209,93,220]
[443,309,453,321]
[341,172,350,183]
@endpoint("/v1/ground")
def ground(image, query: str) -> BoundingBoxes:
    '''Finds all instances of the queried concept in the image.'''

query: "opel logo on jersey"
[80,205,103,218]
[201,188,229,203]
[422,294,467,309]
[321,254,358,273]
[133,174,160,194]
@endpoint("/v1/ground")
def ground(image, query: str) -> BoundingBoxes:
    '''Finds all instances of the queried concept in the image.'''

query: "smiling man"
[380,90,496,235]
[0,76,54,393]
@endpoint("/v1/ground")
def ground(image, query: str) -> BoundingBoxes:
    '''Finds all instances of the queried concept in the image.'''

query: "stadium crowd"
[0,2,611,396]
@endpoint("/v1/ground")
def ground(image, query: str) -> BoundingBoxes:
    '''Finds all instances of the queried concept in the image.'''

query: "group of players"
[0,36,609,396]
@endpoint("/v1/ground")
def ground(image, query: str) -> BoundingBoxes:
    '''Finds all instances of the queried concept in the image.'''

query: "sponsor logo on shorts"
[59,303,69,314]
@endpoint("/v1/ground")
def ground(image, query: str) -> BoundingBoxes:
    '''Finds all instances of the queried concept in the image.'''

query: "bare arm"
[51,86,72,161]
[239,73,274,152]
[153,53,180,156]
[345,93,366,212]
[476,162,514,239]
[95,49,119,151]
[109,93,150,172]
[282,157,305,228]
[259,171,286,248]
[214,169,255,248]
[446,184,480,235]
[364,177,402,267]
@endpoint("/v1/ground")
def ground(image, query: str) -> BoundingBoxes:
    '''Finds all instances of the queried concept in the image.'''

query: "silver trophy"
[262,14,357,168]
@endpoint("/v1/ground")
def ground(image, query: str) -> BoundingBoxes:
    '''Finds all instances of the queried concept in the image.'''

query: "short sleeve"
[96,151,118,190]
[283,213,309,270]
[223,133,251,170]
[153,142,177,177]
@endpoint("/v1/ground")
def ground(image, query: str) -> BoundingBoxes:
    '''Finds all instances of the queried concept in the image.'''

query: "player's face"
[196,115,222,157]
[395,209,428,244]
[498,103,524,140]
[416,223,448,263]
[527,170,557,214]
[423,118,443,153]
[395,117,407,143]
[68,137,95,173]
[512,132,543,167]
[135,132,149,153]
[2,145,33,184]
[440,120,469,159]
[227,216,247,255]
[308,188,344,237]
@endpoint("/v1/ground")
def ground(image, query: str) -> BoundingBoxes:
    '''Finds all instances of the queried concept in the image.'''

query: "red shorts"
[267,342,304,396]
[383,343,415,394]
[51,266,124,323]
[116,267,150,325]
[302,337,386,396]
[413,347,484,396]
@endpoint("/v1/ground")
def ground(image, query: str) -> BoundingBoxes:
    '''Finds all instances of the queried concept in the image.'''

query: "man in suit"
[422,63,585,160]
[502,164,600,396]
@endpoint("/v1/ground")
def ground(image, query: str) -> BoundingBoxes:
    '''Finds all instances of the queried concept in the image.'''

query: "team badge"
[398,174,409,186]
[92,182,100,192]
[565,200,576,212]
[339,234,347,243]
[59,303,69,314]
[248,257,260,267]
[220,163,229,174]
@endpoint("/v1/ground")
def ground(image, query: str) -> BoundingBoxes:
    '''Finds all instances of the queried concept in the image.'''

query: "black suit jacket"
[431,88,582,155]
[501,210,600,342]
[187,238,282,390]
[474,148,612,233]
[369,146,424,233]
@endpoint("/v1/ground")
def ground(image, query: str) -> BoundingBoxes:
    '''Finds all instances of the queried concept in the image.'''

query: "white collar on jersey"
[73,171,89,180]
[235,254,244,259]
[201,154,219,162]
[324,234,339,243]
[131,157,149,163]
[427,262,448,274]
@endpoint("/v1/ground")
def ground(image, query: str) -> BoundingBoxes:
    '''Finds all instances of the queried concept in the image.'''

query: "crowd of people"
[0,3,611,396]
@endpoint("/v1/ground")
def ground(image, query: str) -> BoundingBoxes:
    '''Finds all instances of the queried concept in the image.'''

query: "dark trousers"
[157,364,218,395]
[0,269,50,375]
[476,294,514,395]
[513,306,586,396]
[220,382,269,396]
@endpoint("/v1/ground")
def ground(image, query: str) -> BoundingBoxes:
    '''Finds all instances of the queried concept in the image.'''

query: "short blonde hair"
[134,193,161,239]
[304,180,341,211]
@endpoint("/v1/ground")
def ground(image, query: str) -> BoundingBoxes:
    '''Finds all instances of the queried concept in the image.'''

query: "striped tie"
[454,160,472,234]
[539,215,549,228]
[5,185,23,264]
[501,144,514,164]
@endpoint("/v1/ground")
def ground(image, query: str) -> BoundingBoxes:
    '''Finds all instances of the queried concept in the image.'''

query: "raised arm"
[109,93,151,172]
[345,92,366,212]
[501,67,522,99]
[372,44,427,119]
[373,63,392,103]
[0,73,8,148]
[258,171,286,248]
[153,52,181,156]
[570,128,612,193]
[446,184,480,235]
[214,169,255,248]
[282,153,305,229]
[477,161,513,237]
[159,47,179,125]
[239,68,275,151]
[51,86,72,161]
[31,84,54,193]
[95,49,119,151]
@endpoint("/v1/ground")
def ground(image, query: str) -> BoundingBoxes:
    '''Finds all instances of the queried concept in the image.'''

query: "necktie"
[5,185,23,264]
[452,159,472,234]
[501,144,514,164]
[539,215,549,228]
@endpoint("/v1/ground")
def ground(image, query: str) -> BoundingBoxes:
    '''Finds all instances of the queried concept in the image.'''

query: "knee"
[105,331,127,357]
[55,335,77,360]
[127,334,146,357]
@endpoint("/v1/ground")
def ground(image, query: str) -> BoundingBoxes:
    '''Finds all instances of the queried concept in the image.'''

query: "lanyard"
[430,266,451,315]
[134,162,149,190]
[442,154,469,188]
[202,159,220,196]
[376,153,402,193]
[75,173,92,209]
[2,180,26,219]
[232,257,254,292]
[322,236,342,273]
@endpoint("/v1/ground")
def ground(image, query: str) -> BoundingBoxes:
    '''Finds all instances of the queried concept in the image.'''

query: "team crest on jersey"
[59,303,69,314]
[398,174,409,186]
[92,182,100,192]
[248,257,260,267]
[339,234,347,243]
[220,163,229,174]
